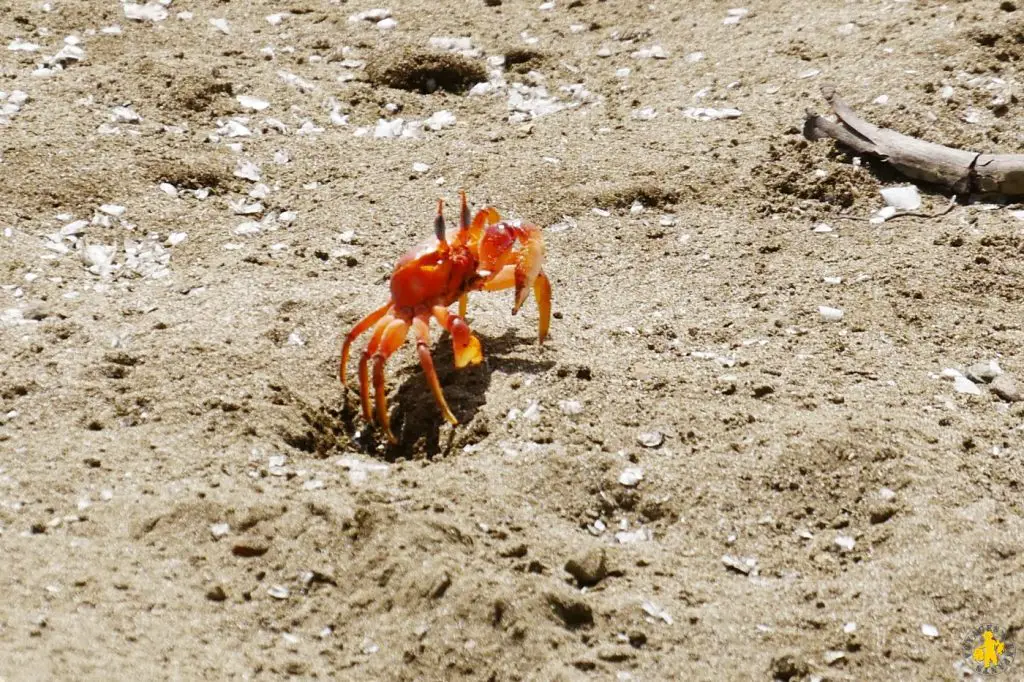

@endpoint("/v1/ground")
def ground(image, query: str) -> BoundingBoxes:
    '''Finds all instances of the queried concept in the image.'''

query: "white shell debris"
[266,13,289,26]
[99,204,127,217]
[61,220,89,236]
[124,2,169,22]
[167,232,188,246]
[424,110,456,131]
[210,522,230,539]
[722,554,758,575]
[637,430,664,448]
[209,18,230,34]
[615,527,652,544]
[921,623,939,639]
[337,456,389,485]
[641,601,673,625]
[723,8,749,24]
[234,159,261,182]
[632,107,657,121]
[557,399,582,414]
[81,244,116,275]
[111,106,141,123]
[682,107,742,121]
[955,375,982,396]
[844,622,858,634]
[376,18,397,30]
[880,185,921,211]
[869,205,898,224]
[216,119,251,137]
[278,70,316,93]
[412,162,430,173]
[268,585,290,600]
[349,8,391,23]
[429,37,478,57]
[229,198,263,215]
[631,45,668,59]
[370,118,424,139]
[618,467,644,487]
[818,306,844,322]
[824,651,846,665]
[834,535,855,551]
[8,39,41,53]
[236,95,270,111]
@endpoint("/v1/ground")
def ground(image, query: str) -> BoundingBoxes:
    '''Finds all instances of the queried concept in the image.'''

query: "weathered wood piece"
[804,84,1024,196]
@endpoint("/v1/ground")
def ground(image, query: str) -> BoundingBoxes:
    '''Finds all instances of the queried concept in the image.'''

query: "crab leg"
[458,293,468,318]
[359,313,395,423]
[413,315,457,425]
[340,301,392,389]
[371,317,411,443]
[432,305,483,368]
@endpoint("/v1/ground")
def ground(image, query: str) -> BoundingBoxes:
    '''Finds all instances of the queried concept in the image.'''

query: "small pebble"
[564,547,607,587]
[953,375,982,396]
[99,204,126,217]
[990,374,1021,402]
[558,399,583,415]
[823,650,846,665]
[834,535,855,551]
[637,430,664,448]
[210,522,230,539]
[209,18,230,34]
[268,585,290,600]
[722,554,757,575]
[818,306,844,322]
[966,360,1002,384]
[921,623,939,639]
[619,467,643,487]
[880,185,921,211]
[641,600,673,625]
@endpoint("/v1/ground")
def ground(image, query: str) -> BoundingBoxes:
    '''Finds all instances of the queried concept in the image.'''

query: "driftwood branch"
[804,84,1024,196]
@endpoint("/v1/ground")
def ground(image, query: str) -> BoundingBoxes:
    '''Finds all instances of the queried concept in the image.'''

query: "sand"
[1,0,1023,680]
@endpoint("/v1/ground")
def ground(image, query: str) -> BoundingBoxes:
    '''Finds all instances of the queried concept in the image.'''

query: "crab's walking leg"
[481,265,551,343]
[359,314,395,423]
[432,305,483,368]
[458,294,468,318]
[340,301,392,389]
[413,315,457,425]
[371,318,410,443]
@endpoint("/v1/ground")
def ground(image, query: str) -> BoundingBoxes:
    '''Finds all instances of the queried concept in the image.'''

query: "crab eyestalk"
[434,199,448,247]
[459,190,471,231]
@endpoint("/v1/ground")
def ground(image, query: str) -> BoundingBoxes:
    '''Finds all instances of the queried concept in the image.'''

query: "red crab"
[340,191,551,443]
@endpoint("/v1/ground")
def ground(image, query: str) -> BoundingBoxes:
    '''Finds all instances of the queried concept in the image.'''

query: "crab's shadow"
[357,328,554,460]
